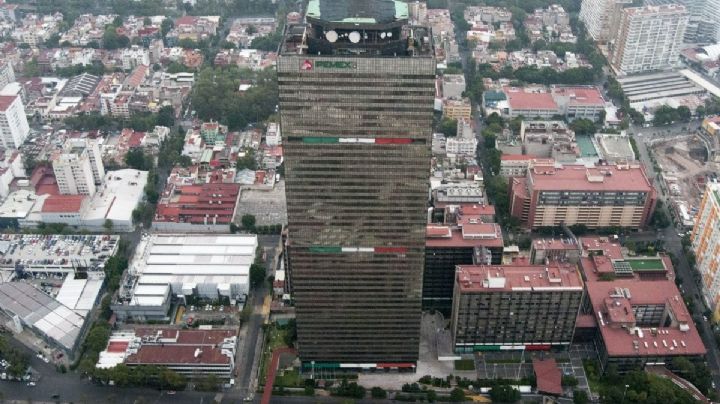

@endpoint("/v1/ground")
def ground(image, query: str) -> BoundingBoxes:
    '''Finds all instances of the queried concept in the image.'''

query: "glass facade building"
[278,0,436,365]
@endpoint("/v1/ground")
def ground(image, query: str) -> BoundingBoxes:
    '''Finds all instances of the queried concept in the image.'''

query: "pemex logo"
[300,59,313,70]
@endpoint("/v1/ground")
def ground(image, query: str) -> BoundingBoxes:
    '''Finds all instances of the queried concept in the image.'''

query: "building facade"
[510,162,656,229]
[609,5,688,75]
[279,0,435,367]
[580,0,632,42]
[451,260,583,352]
[0,95,29,149]
[692,183,720,320]
[424,224,503,315]
[52,138,106,196]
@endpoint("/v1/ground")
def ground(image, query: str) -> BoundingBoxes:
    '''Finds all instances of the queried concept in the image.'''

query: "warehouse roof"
[0,282,85,352]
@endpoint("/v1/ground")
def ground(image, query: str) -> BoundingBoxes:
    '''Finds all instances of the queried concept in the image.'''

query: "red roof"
[504,87,557,111]
[41,195,85,213]
[175,16,198,26]
[585,280,706,357]
[107,341,129,353]
[426,225,504,248]
[0,95,17,112]
[126,344,232,366]
[533,359,563,395]
[529,163,654,192]
[501,154,536,161]
[551,86,605,106]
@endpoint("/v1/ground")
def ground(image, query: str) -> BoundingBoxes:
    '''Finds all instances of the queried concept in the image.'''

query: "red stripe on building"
[377,362,416,368]
[525,345,552,351]
[374,247,407,253]
[375,138,413,144]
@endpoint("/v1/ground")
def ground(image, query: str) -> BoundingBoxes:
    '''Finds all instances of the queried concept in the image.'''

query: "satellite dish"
[387,32,393,38]
[325,30,338,42]
[349,31,361,43]
[380,32,386,39]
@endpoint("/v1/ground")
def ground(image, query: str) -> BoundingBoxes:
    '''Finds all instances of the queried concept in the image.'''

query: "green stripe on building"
[309,246,342,253]
[474,345,501,351]
[302,137,339,144]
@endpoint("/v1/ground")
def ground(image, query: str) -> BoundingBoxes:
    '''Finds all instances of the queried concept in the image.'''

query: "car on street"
[26,382,35,387]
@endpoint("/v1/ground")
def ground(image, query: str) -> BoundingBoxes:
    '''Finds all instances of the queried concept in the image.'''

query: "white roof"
[84,169,147,223]
[133,284,170,296]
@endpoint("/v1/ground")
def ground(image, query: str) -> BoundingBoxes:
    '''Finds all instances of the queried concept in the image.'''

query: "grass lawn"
[258,325,291,385]
[627,258,665,271]
[275,368,303,387]
[455,359,476,371]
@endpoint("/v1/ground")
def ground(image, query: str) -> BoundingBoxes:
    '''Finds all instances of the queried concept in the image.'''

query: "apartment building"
[580,0,633,42]
[509,162,656,229]
[691,183,720,320]
[451,259,584,352]
[52,138,106,196]
[609,5,688,75]
[0,95,29,150]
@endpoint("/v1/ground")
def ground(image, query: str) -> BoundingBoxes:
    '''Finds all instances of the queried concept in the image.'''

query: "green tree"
[439,117,458,137]
[370,386,387,398]
[161,18,174,37]
[449,387,466,402]
[489,385,520,402]
[570,118,597,136]
[236,149,258,170]
[249,263,266,288]
[124,149,151,170]
[241,214,256,230]
[103,219,114,233]
[573,389,589,404]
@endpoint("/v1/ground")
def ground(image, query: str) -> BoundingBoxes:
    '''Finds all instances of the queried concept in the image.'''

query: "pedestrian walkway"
[261,347,297,404]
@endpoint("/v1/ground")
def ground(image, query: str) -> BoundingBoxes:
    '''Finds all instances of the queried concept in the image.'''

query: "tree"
[570,118,597,136]
[241,214,256,230]
[370,387,387,398]
[439,117,458,137]
[236,149,258,170]
[161,18,174,37]
[677,105,692,122]
[249,263,266,288]
[103,219,114,233]
[489,385,520,402]
[125,149,151,170]
[304,385,315,396]
[426,389,437,402]
[449,387,466,402]
[573,389,589,404]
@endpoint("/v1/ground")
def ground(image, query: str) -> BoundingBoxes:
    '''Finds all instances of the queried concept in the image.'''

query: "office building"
[0,95,29,149]
[509,162,656,229]
[451,260,584,352]
[692,183,720,320]
[578,237,706,371]
[52,140,104,196]
[609,5,688,75]
[278,0,435,367]
[424,222,503,315]
[580,0,632,42]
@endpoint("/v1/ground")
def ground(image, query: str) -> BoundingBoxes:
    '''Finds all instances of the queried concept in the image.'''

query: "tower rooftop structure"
[281,0,433,57]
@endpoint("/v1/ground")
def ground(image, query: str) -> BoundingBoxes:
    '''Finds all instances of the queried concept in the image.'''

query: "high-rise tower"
[278,0,435,367]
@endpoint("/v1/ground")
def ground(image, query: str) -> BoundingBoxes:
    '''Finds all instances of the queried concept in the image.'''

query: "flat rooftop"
[426,224,504,248]
[456,259,584,293]
[97,328,237,369]
[532,238,579,251]
[586,279,705,357]
[0,234,120,273]
[0,282,85,352]
[504,87,557,111]
[306,0,408,24]
[84,169,148,223]
[529,163,653,192]
[595,134,635,160]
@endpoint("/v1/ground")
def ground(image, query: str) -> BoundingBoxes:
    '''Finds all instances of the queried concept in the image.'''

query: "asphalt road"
[629,124,720,389]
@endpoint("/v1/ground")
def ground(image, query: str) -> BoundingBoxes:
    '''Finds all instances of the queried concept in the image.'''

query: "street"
[628,123,720,388]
